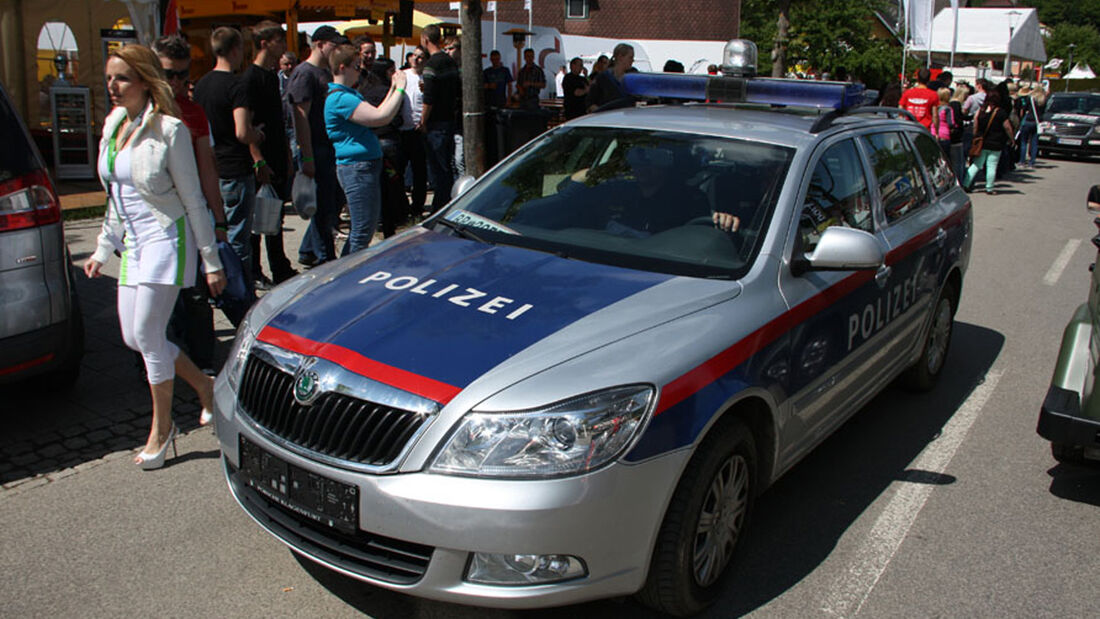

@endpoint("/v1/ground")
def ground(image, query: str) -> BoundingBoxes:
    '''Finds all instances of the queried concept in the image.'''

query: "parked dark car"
[0,79,83,385]
[1037,92,1100,159]
[1037,190,1100,466]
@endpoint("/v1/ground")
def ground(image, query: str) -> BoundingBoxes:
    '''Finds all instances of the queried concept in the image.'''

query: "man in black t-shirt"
[285,25,348,265]
[242,21,295,287]
[193,26,265,305]
[562,57,589,120]
[418,24,460,213]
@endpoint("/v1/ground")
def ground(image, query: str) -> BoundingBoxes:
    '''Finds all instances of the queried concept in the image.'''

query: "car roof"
[564,103,917,150]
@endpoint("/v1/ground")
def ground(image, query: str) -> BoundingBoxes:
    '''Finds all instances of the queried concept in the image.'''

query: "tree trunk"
[772,0,791,78]
[461,0,486,177]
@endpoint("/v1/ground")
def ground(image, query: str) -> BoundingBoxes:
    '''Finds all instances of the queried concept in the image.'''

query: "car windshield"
[1046,94,1100,116]
[436,127,794,278]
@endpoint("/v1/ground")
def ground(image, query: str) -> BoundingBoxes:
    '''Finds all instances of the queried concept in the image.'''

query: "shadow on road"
[0,264,231,485]
[290,321,1004,618]
[1046,463,1100,507]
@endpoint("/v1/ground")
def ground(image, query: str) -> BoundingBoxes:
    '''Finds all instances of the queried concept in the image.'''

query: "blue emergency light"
[621,72,866,111]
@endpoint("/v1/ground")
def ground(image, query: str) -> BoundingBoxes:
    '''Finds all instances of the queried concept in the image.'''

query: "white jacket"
[93,102,223,274]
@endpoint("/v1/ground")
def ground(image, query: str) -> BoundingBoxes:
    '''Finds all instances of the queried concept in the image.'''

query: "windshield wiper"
[432,218,492,244]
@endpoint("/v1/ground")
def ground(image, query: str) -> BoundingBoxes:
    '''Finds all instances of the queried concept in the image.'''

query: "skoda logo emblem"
[293,359,321,406]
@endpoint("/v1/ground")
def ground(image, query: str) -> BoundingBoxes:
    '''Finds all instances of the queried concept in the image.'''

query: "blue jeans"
[299,151,341,263]
[424,121,455,213]
[1018,121,1038,166]
[964,149,1001,192]
[336,159,382,256]
[219,175,256,281]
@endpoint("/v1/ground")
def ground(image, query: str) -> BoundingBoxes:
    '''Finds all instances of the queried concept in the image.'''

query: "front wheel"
[902,282,956,391]
[637,420,756,616]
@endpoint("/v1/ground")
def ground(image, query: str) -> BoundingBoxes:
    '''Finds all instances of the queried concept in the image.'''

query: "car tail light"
[0,168,61,232]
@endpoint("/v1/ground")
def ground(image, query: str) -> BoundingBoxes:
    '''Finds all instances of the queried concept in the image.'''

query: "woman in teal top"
[325,44,406,254]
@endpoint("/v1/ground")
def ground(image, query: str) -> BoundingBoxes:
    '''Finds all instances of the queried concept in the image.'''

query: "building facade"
[450,0,740,41]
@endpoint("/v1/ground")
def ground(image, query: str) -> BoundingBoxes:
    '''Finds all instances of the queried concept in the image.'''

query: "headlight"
[223,315,254,390]
[430,385,654,478]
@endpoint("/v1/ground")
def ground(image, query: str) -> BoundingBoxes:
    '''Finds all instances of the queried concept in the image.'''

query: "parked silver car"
[0,80,83,385]
[214,69,971,615]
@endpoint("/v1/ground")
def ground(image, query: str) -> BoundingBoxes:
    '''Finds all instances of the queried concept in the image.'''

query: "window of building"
[566,0,589,19]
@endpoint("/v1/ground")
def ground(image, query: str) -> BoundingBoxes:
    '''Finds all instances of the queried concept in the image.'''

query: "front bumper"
[1037,385,1100,450]
[214,374,689,609]
[1037,134,1100,156]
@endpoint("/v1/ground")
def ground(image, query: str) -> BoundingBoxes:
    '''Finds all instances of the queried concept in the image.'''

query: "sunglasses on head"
[164,68,189,80]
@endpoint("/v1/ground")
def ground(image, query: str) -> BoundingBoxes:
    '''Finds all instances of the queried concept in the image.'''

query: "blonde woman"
[587,43,634,112]
[84,44,227,469]
[1017,83,1046,168]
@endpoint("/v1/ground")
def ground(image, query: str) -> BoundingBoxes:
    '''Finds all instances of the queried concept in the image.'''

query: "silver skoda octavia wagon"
[214,65,971,616]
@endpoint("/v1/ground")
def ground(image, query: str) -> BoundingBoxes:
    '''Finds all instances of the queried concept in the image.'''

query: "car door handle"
[875,264,892,287]
[935,227,947,246]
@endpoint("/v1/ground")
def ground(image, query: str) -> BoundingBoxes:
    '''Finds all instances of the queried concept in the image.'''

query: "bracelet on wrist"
[214,222,228,231]
[302,156,314,163]
[395,87,406,95]
[253,159,267,170]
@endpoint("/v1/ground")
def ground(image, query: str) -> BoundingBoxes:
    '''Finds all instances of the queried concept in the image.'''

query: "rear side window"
[861,132,930,223]
[0,88,41,184]
[910,132,955,196]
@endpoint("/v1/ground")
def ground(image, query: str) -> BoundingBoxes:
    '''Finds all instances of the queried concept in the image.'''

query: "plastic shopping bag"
[292,171,317,220]
[252,183,283,235]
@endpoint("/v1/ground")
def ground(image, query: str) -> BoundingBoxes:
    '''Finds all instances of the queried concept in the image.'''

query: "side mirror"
[793,226,884,275]
[451,174,477,200]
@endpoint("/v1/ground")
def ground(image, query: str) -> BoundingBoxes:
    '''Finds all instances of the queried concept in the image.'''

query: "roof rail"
[810,106,918,133]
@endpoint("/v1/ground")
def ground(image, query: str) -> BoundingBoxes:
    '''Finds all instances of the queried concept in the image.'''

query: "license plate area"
[238,435,359,535]
[1059,138,1083,146]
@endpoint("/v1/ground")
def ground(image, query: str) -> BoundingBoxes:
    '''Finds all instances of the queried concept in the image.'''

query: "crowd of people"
[891,67,1049,195]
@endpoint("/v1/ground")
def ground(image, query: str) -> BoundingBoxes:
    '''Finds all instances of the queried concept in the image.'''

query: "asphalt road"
[2,156,1098,618]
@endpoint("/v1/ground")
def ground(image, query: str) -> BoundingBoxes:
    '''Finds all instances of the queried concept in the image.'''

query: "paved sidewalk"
[0,212,321,494]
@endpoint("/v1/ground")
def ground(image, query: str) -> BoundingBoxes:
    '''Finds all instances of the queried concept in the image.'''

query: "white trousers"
[117,284,180,384]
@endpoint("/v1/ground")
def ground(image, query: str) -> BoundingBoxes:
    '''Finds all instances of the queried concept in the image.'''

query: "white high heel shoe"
[199,407,214,426]
[136,424,178,470]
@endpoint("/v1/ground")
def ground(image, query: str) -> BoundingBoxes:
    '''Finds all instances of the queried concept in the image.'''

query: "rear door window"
[910,132,956,196]
[861,132,931,223]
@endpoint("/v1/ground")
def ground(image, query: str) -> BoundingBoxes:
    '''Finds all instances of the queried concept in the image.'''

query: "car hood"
[258,231,740,404]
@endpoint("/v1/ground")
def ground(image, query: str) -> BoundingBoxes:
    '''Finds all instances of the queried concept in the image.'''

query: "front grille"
[1052,122,1091,137]
[238,355,430,467]
[227,459,433,584]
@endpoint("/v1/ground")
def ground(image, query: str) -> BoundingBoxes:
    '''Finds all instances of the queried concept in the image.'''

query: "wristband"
[395,87,406,95]
[214,222,228,231]
[253,159,267,169]
[302,156,314,163]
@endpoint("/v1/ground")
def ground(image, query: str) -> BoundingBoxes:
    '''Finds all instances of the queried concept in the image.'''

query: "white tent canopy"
[1065,63,1096,79]
[925,8,1046,62]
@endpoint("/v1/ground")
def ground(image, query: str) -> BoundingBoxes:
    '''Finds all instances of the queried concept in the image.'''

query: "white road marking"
[821,369,1004,618]
[1043,239,1082,286]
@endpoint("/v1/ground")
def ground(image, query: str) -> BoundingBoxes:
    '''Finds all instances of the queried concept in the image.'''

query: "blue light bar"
[621,73,866,110]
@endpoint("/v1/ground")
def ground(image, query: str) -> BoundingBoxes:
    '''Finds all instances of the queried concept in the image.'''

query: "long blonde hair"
[110,44,179,118]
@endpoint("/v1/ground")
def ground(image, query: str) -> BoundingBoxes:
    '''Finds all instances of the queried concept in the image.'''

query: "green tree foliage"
[1024,0,1100,30]
[740,0,904,88]
[1045,23,1100,72]
[1024,0,1100,70]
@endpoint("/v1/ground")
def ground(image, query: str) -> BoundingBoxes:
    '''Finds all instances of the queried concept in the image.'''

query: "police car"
[213,41,971,616]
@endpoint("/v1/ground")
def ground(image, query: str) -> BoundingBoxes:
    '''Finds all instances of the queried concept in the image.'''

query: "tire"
[902,282,956,392]
[637,420,756,617]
